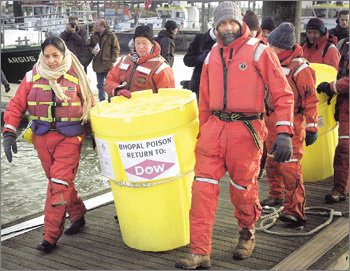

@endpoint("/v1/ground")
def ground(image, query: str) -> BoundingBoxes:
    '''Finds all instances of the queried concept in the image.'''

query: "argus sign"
[117,135,181,182]
[1,47,41,83]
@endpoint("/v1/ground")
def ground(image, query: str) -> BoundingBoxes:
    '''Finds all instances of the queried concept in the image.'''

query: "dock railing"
[1,11,94,49]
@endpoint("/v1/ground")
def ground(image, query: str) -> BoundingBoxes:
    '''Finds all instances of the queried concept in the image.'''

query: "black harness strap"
[212,111,263,150]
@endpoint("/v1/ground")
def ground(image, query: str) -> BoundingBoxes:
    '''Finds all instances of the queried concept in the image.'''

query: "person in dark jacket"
[156,20,178,67]
[183,28,217,99]
[87,18,120,101]
[60,15,88,72]
[261,17,276,38]
[329,10,349,44]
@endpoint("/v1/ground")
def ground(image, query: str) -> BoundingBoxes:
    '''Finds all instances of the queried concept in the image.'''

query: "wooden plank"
[5,232,106,270]
[1,174,348,270]
[1,192,114,241]
[273,217,349,270]
[1,246,57,269]
[2,239,75,270]
[1,251,30,270]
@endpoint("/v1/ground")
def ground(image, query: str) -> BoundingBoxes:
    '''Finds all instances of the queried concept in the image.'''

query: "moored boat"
[1,1,93,84]
[301,1,349,31]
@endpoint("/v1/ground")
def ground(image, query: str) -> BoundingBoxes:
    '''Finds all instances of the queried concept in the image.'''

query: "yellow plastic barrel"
[90,89,198,251]
[300,63,338,182]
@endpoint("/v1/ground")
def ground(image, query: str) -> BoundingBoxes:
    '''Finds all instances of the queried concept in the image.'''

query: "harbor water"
[1,55,193,225]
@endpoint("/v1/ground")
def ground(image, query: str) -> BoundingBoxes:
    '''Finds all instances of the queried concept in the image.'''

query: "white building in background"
[301,1,349,30]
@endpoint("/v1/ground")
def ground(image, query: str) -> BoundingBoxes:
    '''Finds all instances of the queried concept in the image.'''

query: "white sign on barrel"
[117,135,180,182]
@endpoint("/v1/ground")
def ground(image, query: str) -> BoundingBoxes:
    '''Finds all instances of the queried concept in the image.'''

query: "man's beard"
[218,29,241,46]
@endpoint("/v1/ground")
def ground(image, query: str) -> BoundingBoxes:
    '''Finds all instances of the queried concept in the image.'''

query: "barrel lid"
[92,89,195,118]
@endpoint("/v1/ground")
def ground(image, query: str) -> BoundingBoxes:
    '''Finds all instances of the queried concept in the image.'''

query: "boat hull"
[1,46,41,84]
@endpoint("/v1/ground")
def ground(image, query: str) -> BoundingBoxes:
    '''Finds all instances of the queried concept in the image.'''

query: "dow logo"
[125,159,175,180]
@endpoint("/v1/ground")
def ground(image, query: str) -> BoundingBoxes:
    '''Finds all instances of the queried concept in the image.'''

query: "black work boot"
[325,191,347,204]
[64,216,85,235]
[279,213,306,228]
[36,239,55,253]
[260,196,283,206]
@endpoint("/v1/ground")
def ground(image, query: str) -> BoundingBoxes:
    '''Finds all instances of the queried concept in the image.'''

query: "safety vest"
[26,65,85,136]
[281,57,310,113]
[206,38,266,113]
[118,55,167,93]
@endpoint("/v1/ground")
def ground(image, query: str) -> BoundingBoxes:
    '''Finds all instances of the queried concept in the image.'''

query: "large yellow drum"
[90,89,198,251]
[301,63,338,182]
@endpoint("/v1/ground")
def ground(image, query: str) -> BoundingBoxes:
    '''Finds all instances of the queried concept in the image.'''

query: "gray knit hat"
[267,22,296,50]
[213,1,242,29]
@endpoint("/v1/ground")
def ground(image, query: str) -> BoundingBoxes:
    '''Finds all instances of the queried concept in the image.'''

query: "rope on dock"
[256,206,340,237]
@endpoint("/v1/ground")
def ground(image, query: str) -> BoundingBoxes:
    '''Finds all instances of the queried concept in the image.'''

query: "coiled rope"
[256,205,347,237]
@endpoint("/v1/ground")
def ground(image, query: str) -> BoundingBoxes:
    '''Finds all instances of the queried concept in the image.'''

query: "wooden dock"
[1,174,349,270]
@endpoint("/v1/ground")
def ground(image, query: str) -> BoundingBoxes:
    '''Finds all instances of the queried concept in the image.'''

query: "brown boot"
[233,227,255,260]
[175,253,211,269]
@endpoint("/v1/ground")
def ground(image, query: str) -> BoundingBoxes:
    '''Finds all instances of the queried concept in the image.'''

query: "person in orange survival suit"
[104,25,175,98]
[317,37,349,204]
[260,23,319,226]
[3,36,95,253]
[175,2,295,269]
[302,18,340,70]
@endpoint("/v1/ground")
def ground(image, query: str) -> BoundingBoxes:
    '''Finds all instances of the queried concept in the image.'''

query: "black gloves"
[305,131,318,146]
[3,132,17,162]
[317,82,333,97]
[270,133,293,163]
[317,82,333,105]
[4,84,10,93]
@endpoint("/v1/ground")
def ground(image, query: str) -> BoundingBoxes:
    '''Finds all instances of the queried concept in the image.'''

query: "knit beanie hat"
[261,17,276,32]
[165,20,178,31]
[267,22,296,50]
[306,18,326,35]
[243,10,260,31]
[213,1,242,29]
[133,25,154,42]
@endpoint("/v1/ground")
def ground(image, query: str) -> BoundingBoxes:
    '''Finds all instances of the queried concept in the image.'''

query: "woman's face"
[134,37,153,58]
[306,29,321,44]
[43,44,64,70]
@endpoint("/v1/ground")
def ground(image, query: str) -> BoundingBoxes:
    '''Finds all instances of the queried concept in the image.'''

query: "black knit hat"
[267,22,296,50]
[306,18,326,35]
[243,10,260,31]
[133,25,154,42]
[261,17,276,32]
[165,20,178,31]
